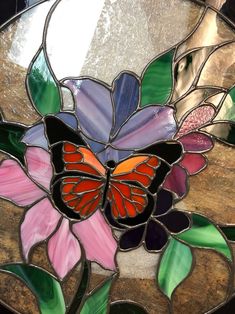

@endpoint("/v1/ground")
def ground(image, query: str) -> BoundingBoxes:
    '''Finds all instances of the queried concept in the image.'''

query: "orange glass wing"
[62,142,106,218]
[108,181,148,218]
[112,155,159,187]
[63,142,106,176]
[108,155,159,218]
[61,177,104,218]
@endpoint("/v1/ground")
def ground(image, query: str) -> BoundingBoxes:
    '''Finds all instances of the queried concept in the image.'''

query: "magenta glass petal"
[163,165,187,198]
[180,153,207,175]
[73,210,117,271]
[63,79,113,142]
[21,197,61,260]
[0,159,46,206]
[112,106,176,149]
[179,132,213,152]
[25,147,53,190]
[48,218,81,280]
[176,105,215,137]
[22,123,48,150]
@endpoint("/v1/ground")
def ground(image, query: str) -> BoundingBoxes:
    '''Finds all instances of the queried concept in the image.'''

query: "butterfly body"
[58,142,159,220]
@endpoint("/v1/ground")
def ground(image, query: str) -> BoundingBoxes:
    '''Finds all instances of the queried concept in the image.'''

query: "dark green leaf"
[67,261,90,314]
[27,48,61,115]
[203,122,235,146]
[157,237,193,299]
[110,301,147,314]
[220,226,235,242]
[176,214,232,261]
[80,277,113,314]
[0,264,65,314]
[141,49,175,107]
[0,123,26,165]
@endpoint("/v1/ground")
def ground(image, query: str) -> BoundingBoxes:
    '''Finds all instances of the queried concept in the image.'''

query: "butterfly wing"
[108,155,159,218]
[61,142,106,218]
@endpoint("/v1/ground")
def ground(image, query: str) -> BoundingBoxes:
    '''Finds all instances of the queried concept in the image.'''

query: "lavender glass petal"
[63,79,113,142]
[22,123,48,150]
[97,146,133,164]
[56,112,78,130]
[112,106,177,149]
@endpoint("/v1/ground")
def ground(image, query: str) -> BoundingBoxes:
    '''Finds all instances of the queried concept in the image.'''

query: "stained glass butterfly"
[60,142,159,219]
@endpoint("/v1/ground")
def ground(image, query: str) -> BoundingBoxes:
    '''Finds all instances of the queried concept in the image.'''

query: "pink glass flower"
[0,147,117,280]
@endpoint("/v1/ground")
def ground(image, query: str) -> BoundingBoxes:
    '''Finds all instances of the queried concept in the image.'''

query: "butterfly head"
[106,160,116,170]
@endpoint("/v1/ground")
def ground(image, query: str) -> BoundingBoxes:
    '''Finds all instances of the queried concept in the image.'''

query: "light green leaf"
[141,49,175,107]
[27,48,61,115]
[80,277,113,314]
[0,264,66,314]
[157,237,193,299]
[214,87,235,122]
[176,214,232,261]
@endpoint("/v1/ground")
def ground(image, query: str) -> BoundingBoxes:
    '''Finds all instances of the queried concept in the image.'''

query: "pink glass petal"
[21,197,61,260]
[73,210,117,270]
[112,106,176,149]
[176,105,216,137]
[48,218,81,279]
[180,153,207,175]
[0,159,46,206]
[25,147,53,190]
[163,165,187,198]
[179,132,213,152]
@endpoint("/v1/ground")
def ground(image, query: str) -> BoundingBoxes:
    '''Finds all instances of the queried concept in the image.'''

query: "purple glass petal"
[22,123,48,150]
[97,146,133,164]
[112,106,176,149]
[63,79,113,142]
[163,165,188,198]
[157,211,190,233]
[82,136,106,154]
[145,219,168,251]
[111,72,139,135]
[154,189,173,216]
[119,225,145,250]
[56,112,78,130]
[178,132,213,152]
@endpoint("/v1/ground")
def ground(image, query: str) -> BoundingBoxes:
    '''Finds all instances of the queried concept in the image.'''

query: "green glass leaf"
[203,122,235,146]
[27,49,61,115]
[67,261,90,314]
[0,264,66,314]
[176,214,232,261]
[0,123,26,165]
[214,87,235,122]
[220,226,235,242]
[80,277,113,314]
[141,48,175,107]
[157,237,193,299]
[110,302,148,314]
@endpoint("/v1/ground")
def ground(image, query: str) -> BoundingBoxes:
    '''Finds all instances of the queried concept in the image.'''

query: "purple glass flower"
[61,72,177,164]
